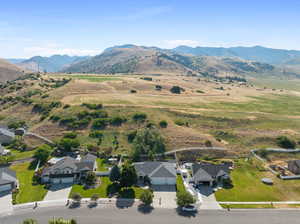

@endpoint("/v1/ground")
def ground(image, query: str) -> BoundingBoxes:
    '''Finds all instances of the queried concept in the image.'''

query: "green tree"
[48,218,77,224]
[57,138,80,152]
[33,144,51,164]
[109,165,121,183]
[131,128,165,161]
[23,219,38,224]
[159,120,168,128]
[139,189,154,206]
[85,171,97,186]
[132,113,147,122]
[276,136,296,149]
[120,163,137,188]
[176,191,196,207]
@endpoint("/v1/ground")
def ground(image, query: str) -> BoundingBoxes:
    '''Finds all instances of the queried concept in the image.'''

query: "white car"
[182,205,197,212]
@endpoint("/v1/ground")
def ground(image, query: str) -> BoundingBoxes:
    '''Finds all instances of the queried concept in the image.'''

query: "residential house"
[0,128,15,145]
[287,160,300,175]
[0,167,18,192]
[134,161,177,185]
[192,163,231,186]
[41,153,97,184]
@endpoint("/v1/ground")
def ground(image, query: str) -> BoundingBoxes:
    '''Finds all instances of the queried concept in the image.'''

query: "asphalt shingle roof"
[0,167,17,185]
[192,163,230,182]
[134,162,177,178]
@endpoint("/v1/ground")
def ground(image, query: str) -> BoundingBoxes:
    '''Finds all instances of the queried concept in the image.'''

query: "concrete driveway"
[44,184,72,201]
[0,191,13,213]
[152,185,177,208]
[198,185,222,210]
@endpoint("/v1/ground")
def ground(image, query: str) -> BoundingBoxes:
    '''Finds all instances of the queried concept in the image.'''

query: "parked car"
[182,205,197,212]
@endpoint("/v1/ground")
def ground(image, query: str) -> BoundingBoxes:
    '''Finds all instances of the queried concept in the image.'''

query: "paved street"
[0,192,13,213]
[1,206,300,224]
[44,184,72,201]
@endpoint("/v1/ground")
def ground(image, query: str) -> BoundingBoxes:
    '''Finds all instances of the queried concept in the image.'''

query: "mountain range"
[3,45,300,82]
[10,55,90,73]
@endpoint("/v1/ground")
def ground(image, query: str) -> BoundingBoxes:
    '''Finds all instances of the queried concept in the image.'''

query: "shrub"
[127,130,137,143]
[176,191,195,207]
[92,118,108,130]
[70,193,82,203]
[89,130,103,138]
[85,171,97,186]
[130,89,137,93]
[57,138,80,152]
[63,132,77,139]
[81,103,103,110]
[109,116,126,126]
[170,86,184,94]
[159,120,168,128]
[139,189,154,206]
[204,140,212,147]
[276,136,296,149]
[132,113,147,122]
[175,120,184,126]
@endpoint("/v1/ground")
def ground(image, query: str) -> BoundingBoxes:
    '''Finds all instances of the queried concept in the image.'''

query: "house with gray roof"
[192,163,231,186]
[134,161,177,185]
[0,167,18,192]
[41,153,97,184]
[0,128,15,145]
[0,144,11,156]
[288,160,300,174]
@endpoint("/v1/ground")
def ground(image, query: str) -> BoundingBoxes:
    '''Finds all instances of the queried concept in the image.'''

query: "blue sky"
[1,0,300,58]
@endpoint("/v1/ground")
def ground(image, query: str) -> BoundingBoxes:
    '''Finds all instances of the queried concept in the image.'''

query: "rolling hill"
[14,55,90,73]
[0,59,25,82]
[63,45,276,77]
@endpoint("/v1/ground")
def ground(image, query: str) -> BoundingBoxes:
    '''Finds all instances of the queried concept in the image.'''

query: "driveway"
[198,185,222,210]
[44,184,72,201]
[152,185,177,208]
[0,191,13,214]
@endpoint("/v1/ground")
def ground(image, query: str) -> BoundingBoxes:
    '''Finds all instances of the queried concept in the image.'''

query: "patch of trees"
[131,128,166,161]
[276,136,296,149]
[8,120,26,129]
[170,86,185,94]
[33,144,52,165]
[81,103,103,110]
[32,101,62,119]
[132,113,147,122]
[56,136,80,152]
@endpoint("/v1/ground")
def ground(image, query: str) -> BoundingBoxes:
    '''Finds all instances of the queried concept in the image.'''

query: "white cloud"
[23,45,101,57]
[163,40,200,48]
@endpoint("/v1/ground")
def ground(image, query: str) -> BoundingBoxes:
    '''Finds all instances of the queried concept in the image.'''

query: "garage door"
[51,178,60,184]
[152,177,176,185]
[0,184,11,192]
[61,177,73,184]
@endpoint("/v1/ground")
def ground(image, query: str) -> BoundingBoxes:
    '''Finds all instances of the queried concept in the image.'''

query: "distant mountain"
[63,45,276,77]
[15,55,90,72]
[173,45,300,65]
[6,58,26,64]
[0,59,25,82]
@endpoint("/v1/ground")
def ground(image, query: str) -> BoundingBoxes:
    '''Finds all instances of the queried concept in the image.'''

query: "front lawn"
[215,158,300,202]
[97,158,109,171]
[11,149,36,160]
[69,177,143,199]
[176,175,186,193]
[11,162,48,204]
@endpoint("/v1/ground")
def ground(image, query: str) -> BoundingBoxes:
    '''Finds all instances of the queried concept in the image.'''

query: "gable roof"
[288,160,300,169]
[43,153,96,175]
[192,163,230,182]
[134,162,176,178]
[0,167,17,185]
[0,128,15,138]
[0,144,4,154]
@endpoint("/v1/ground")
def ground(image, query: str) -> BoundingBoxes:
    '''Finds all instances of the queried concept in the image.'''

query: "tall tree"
[120,162,137,188]
[109,165,121,183]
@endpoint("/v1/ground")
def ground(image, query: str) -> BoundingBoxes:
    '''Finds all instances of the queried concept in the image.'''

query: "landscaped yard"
[215,158,300,202]
[69,177,143,199]
[97,158,109,171]
[11,162,48,204]
[11,149,36,160]
[176,175,186,193]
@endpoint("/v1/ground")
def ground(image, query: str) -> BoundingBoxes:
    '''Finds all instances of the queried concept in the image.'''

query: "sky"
[1,0,300,58]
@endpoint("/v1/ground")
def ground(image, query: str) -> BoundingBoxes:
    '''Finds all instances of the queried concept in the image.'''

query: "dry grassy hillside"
[0,59,24,82]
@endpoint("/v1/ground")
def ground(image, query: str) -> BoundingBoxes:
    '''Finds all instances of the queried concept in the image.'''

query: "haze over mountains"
[3,44,300,82]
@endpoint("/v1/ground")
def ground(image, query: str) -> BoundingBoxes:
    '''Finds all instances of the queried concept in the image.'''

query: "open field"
[1,73,300,154]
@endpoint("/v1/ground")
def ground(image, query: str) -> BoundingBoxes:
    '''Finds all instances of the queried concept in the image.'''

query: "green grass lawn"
[220,204,274,209]
[69,177,143,199]
[11,149,36,160]
[215,158,300,202]
[176,175,186,193]
[97,158,109,171]
[55,74,121,83]
[11,162,48,204]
